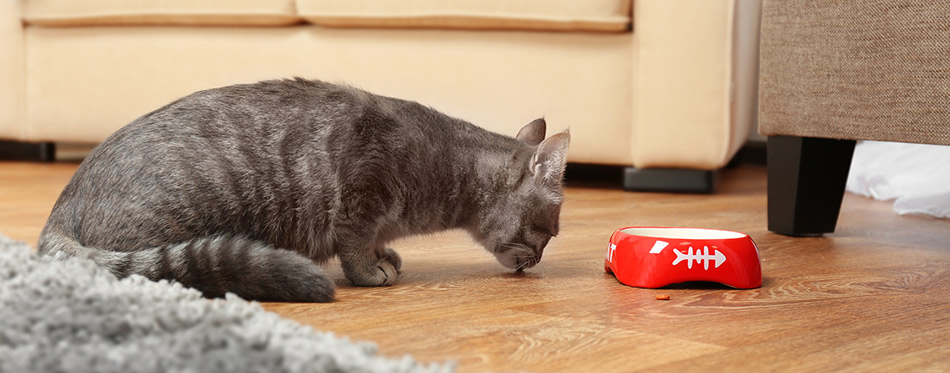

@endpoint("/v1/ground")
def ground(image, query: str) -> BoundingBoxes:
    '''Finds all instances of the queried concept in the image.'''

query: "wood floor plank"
[0,161,79,244]
[1,161,947,372]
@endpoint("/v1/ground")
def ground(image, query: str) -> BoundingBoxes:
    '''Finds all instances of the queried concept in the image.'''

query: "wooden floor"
[2,161,948,371]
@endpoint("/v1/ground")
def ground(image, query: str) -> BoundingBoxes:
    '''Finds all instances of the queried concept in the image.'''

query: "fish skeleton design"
[672,246,726,270]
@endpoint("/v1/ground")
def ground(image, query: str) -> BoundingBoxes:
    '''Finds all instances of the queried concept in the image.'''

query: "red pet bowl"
[605,227,762,289]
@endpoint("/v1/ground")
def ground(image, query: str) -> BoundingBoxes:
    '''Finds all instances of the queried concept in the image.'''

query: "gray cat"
[38,78,569,302]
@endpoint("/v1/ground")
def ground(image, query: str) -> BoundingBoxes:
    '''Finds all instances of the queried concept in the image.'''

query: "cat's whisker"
[499,241,548,273]
[501,242,534,256]
[516,259,532,272]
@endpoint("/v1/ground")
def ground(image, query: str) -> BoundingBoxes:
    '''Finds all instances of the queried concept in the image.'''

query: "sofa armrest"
[1,0,25,140]
[633,0,761,169]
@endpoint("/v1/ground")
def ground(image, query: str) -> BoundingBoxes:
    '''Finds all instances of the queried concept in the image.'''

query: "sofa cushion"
[297,0,632,32]
[22,0,300,27]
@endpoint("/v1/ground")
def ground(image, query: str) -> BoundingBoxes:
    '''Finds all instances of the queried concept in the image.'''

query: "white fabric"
[846,141,950,218]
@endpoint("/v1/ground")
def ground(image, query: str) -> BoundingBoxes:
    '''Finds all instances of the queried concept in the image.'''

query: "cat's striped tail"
[37,233,335,302]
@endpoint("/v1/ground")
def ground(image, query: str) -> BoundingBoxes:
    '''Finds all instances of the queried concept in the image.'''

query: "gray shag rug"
[0,234,452,373]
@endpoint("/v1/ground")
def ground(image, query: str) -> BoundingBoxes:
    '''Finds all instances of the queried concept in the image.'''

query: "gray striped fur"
[38,78,569,302]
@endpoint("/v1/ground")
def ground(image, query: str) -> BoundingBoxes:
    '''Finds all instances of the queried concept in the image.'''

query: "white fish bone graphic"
[672,246,726,270]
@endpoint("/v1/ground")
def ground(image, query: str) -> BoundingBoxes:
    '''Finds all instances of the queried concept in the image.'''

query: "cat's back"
[129,78,364,136]
[76,79,369,180]
[45,79,370,247]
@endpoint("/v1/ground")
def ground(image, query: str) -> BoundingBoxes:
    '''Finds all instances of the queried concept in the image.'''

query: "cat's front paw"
[346,257,398,287]
[378,247,402,272]
[375,260,398,286]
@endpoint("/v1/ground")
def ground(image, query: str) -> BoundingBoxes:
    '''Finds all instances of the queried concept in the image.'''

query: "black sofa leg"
[0,141,56,162]
[623,168,718,193]
[767,136,856,236]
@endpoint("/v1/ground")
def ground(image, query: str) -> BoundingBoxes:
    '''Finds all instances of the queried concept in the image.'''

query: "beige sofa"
[2,0,761,184]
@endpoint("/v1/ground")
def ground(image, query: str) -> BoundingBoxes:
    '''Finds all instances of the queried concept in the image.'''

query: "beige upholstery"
[297,0,631,32]
[22,0,301,26]
[4,0,760,170]
[1,0,25,140]
[759,0,950,146]
[634,0,760,168]
[25,27,634,164]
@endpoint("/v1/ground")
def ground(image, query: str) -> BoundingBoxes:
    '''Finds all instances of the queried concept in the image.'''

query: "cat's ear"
[531,130,571,183]
[516,118,546,146]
